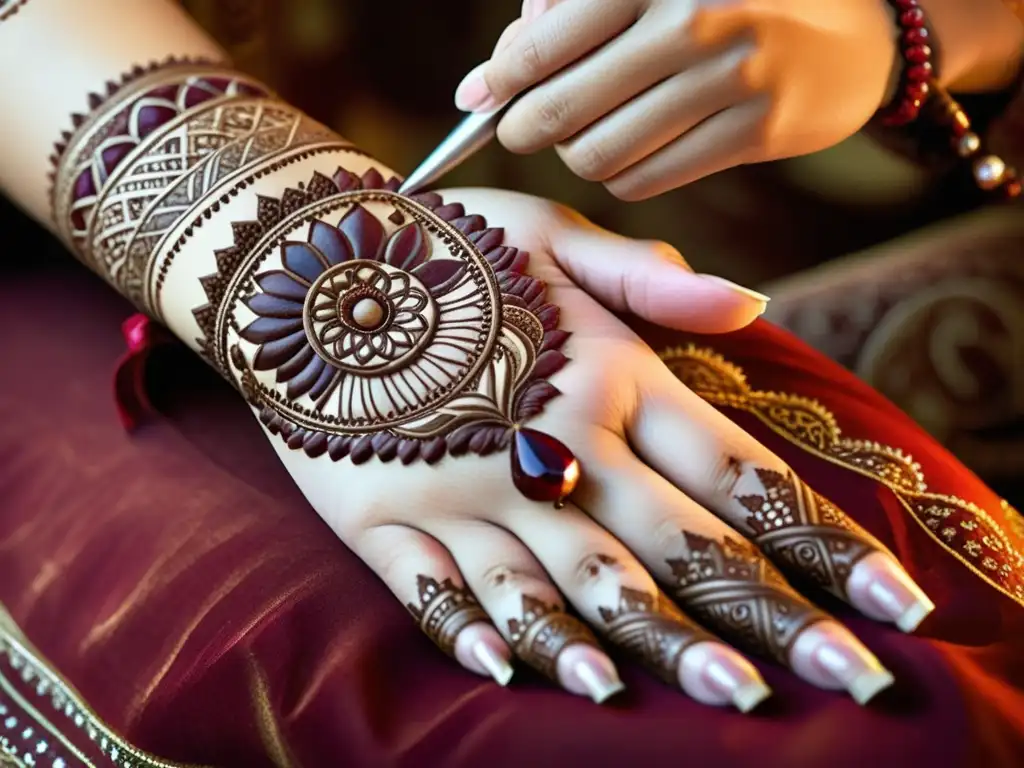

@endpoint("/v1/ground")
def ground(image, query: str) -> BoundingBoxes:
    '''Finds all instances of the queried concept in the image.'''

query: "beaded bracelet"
[878,0,934,127]
[877,0,1022,200]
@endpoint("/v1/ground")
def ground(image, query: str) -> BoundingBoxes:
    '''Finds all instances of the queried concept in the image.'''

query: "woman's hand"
[456,0,901,199]
[244,187,933,707]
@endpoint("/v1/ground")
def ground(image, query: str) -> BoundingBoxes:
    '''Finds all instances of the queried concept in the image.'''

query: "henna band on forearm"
[49,59,581,506]
[736,469,889,602]
[667,532,828,666]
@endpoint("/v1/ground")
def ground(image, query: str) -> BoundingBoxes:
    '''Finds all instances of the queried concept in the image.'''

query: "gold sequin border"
[661,345,1024,607]
[0,605,206,768]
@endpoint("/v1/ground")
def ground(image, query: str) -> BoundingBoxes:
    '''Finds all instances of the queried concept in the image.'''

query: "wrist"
[918,0,1024,93]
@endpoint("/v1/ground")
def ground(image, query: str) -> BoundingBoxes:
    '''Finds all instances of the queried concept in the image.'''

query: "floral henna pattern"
[407,576,488,656]
[598,587,711,685]
[201,174,577,503]
[507,595,599,681]
[667,532,827,665]
[736,469,888,601]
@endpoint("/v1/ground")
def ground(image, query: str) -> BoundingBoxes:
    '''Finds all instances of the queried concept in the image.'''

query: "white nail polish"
[895,597,935,634]
[705,659,772,713]
[472,641,514,686]
[574,660,625,704]
[866,573,935,633]
[698,274,771,303]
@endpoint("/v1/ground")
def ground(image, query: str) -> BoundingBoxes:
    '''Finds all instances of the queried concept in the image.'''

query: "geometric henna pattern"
[406,576,488,657]
[49,60,339,313]
[736,469,887,601]
[666,532,828,666]
[200,172,576,501]
[598,587,712,685]
[506,595,600,681]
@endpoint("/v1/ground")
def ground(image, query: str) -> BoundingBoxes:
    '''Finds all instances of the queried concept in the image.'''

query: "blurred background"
[5,0,1022,505]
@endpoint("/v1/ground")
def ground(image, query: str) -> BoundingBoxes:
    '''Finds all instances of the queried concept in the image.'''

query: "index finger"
[482,0,641,105]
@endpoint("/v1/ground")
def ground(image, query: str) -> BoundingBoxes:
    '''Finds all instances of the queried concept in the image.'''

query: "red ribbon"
[112,313,171,432]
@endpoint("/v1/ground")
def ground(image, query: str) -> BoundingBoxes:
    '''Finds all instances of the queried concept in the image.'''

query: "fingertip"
[679,641,771,713]
[455,63,498,113]
[556,643,625,704]
[846,551,935,633]
[454,622,515,686]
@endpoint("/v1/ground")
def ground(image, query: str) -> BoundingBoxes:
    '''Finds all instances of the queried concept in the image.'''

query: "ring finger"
[465,505,774,711]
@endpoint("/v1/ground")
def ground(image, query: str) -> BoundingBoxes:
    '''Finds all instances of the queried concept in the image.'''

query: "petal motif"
[384,223,430,270]
[411,260,466,296]
[338,205,384,261]
[239,316,305,344]
[257,271,310,301]
[287,355,328,399]
[277,345,317,382]
[252,329,309,370]
[308,220,353,266]
[245,293,304,319]
[282,242,329,283]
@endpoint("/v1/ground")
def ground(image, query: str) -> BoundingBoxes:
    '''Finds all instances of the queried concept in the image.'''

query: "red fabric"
[0,257,1022,767]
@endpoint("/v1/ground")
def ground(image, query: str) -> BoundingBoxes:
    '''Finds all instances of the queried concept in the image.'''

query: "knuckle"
[559,140,615,181]
[480,563,534,595]
[704,453,748,505]
[517,36,545,81]
[572,552,620,586]
[534,91,572,140]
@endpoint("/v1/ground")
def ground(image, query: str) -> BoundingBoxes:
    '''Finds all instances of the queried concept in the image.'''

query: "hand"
[234,186,933,707]
[456,0,900,199]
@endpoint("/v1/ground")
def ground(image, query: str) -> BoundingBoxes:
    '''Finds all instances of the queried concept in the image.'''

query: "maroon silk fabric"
[1,254,1022,767]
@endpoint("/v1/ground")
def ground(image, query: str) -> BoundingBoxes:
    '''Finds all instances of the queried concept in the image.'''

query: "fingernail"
[698,274,771,304]
[804,625,895,705]
[679,641,771,712]
[523,0,549,21]
[455,64,498,113]
[557,644,625,704]
[472,640,515,686]
[849,553,935,633]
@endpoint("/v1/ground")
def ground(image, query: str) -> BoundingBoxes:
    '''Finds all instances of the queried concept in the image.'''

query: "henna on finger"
[667,532,828,666]
[507,595,600,681]
[407,575,489,657]
[597,587,710,686]
[736,469,888,602]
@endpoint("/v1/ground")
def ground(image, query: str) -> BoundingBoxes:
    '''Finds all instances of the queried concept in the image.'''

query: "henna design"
[667,532,827,665]
[0,0,29,21]
[203,179,576,502]
[507,595,599,680]
[407,575,488,656]
[598,587,711,685]
[737,469,887,601]
[50,60,340,312]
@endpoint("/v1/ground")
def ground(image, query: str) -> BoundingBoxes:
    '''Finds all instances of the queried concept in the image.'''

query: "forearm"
[0,0,397,367]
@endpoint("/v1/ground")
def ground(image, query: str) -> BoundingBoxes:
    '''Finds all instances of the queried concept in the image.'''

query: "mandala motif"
[195,167,577,504]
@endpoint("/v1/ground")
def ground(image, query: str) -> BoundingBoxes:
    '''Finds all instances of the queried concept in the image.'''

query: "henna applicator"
[399,101,514,196]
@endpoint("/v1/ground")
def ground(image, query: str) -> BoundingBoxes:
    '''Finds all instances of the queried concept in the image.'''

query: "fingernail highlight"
[472,640,515,686]
[557,644,625,704]
[849,553,935,633]
[455,64,498,113]
[698,274,771,303]
[799,624,894,705]
[679,641,771,712]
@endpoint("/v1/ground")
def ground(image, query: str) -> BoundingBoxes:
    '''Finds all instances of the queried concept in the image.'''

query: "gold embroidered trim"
[661,345,1024,607]
[0,605,207,768]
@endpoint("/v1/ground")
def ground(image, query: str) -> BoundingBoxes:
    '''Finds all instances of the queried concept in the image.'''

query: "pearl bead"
[351,297,385,329]
[955,132,981,157]
[973,156,1007,190]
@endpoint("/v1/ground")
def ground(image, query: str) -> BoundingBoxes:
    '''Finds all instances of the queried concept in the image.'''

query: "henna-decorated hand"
[222,184,933,710]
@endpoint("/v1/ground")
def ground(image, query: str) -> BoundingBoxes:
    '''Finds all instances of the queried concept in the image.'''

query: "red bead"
[904,44,932,63]
[906,62,934,82]
[510,428,580,506]
[1002,179,1023,199]
[904,81,930,101]
[894,0,917,9]
[902,27,929,45]
[900,8,926,26]
[882,99,920,126]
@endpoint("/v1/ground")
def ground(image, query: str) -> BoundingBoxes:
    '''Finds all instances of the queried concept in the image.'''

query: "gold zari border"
[0,606,206,768]
[661,345,1024,608]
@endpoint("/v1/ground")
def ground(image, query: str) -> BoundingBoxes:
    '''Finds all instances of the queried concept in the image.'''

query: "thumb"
[546,214,769,334]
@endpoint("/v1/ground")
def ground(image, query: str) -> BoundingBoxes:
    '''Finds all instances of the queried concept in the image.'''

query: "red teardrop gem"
[510,428,580,507]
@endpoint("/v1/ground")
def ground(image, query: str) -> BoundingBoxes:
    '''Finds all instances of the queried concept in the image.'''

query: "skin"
[457,0,1024,200]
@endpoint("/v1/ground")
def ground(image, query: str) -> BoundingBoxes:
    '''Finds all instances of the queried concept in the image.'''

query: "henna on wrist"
[407,575,488,657]
[507,595,600,681]
[598,587,711,686]
[735,469,888,602]
[666,533,828,666]
[50,60,581,506]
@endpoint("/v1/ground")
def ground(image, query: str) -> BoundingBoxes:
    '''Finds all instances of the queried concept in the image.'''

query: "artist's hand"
[243,187,933,707]
[456,0,900,199]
